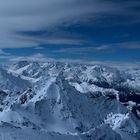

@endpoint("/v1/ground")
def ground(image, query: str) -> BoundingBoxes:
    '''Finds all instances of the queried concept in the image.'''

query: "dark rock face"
[0,91,8,100]
[119,92,140,104]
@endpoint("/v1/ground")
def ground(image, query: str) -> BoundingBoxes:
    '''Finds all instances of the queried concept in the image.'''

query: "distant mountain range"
[0,60,140,140]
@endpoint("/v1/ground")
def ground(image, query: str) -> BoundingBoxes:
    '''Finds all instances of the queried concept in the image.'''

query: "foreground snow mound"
[0,61,139,140]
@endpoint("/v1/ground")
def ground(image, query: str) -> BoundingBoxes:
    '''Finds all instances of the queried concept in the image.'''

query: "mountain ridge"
[0,60,140,140]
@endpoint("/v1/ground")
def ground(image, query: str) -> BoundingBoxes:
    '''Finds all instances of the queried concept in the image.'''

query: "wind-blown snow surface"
[0,61,140,140]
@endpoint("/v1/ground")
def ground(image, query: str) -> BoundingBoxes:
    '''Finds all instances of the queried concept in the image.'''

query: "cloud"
[97,41,140,50]
[0,49,10,55]
[0,51,14,64]
[55,45,113,54]
[54,41,140,56]
[0,0,100,48]
[0,49,6,55]
[15,34,87,46]
[116,41,140,49]
[0,52,50,64]
[34,46,44,50]
[0,0,139,49]
[0,51,140,69]
[9,53,53,62]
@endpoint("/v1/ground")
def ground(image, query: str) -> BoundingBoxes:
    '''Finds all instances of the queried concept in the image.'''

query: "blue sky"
[0,0,140,63]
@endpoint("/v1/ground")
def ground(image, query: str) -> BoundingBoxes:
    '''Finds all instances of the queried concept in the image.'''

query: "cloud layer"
[0,0,139,49]
[0,0,97,48]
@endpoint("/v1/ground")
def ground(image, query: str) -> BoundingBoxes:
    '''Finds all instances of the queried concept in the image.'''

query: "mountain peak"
[0,61,140,139]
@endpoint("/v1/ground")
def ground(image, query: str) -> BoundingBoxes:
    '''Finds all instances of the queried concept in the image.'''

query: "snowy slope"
[0,61,139,140]
[0,67,31,93]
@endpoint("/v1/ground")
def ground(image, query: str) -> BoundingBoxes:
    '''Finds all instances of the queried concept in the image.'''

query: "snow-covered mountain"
[0,60,140,140]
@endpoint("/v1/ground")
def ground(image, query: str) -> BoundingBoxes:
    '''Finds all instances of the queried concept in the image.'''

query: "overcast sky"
[0,0,140,63]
